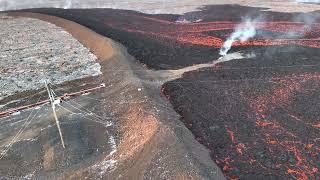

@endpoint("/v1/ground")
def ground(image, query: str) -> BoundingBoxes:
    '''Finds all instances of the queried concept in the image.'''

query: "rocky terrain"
[0,15,100,98]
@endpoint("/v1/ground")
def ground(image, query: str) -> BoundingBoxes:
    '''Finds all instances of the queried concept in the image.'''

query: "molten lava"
[105,17,320,49]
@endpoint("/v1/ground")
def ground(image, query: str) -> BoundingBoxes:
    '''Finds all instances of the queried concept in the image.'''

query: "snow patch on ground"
[91,159,117,177]
[108,135,117,156]
[23,173,34,180]
[90,134,117,177]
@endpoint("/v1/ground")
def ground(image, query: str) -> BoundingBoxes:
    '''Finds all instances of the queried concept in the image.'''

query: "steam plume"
[296,0,320,3]
[63,0,72,9]
[219,18,258,56]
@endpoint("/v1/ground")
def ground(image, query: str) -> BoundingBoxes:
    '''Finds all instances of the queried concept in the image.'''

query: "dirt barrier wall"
[8,12,225,179]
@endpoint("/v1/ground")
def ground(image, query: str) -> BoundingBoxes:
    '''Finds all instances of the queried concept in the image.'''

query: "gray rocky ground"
[0,15,101,98]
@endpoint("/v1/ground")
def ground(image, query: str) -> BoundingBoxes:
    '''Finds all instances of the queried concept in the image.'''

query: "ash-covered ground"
[0,15,101,98]
[0,91,116,178]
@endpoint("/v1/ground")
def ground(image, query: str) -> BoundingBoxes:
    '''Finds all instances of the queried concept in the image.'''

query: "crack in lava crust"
[242,73,320,179]
[162,70,320,179]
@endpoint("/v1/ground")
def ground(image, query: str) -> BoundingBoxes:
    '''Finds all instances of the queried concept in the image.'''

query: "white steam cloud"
[296,0,320,3]
[63,0,72,9]
[219,18,258,56]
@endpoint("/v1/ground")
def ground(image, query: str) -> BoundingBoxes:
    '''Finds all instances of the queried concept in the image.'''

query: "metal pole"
[45,82,65,148]
[51,102,65,148]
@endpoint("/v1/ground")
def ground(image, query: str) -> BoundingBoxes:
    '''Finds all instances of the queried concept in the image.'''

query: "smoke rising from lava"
[218,12,319,56]
[219,18,258,56]
[280,13,320,39]
[63,0,72,9]
[296,0,320,3]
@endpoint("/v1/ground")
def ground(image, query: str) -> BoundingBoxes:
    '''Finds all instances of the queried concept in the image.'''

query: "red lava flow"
[108,15,320,179]
[105,16,320,48]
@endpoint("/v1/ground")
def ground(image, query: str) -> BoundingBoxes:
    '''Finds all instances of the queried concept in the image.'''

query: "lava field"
[24,5,320,179]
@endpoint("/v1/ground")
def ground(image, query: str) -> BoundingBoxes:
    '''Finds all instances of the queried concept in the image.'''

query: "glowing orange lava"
[105,18,320,49]
[243,73,320,179]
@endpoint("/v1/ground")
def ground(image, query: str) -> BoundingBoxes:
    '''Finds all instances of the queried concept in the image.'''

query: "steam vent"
[0,1,320,179]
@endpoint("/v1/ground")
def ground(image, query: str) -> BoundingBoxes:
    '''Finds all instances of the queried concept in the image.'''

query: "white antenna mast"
[45,81,65,148]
